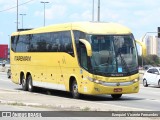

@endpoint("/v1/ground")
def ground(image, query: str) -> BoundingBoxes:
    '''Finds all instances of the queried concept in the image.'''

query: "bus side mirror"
[135,40,146,57]
[79,39,92,56]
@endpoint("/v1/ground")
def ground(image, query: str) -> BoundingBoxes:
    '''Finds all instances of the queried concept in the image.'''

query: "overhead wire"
[0,0,35,13]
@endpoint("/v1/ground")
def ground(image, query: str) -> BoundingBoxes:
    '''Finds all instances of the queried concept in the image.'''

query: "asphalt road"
[0,72,21,90]
[0,71,160,111]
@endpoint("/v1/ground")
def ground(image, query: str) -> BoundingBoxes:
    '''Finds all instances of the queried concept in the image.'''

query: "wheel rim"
[21,75,27,91]
[28,75,33,92]
[73,83,78,95]
[72,81,79,98]
[22,78,25,87]
[28,79,32,90]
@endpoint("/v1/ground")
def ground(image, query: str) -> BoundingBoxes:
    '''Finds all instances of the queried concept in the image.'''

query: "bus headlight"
[87,76,94,82]
[132,79,139,83]
[94,80,101,84]
[87,77,103,84]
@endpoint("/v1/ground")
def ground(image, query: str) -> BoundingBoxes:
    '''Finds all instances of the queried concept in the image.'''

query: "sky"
[0,0,160,45]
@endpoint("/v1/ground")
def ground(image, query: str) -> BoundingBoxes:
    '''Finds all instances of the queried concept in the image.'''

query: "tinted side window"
[38,33,47,52]
[73,30,86,55]
[11,31,74,55]
[11,36,17,52]
[50,32,59,52]
[153,69,159,74]
[16,35,25,52]
[73,30,86,59]
[25,35,31,52]
[61,31,74,56]
[45,33,52,52]
[30,34,40,52]
[147,69,153,73]
[73,30,86,45]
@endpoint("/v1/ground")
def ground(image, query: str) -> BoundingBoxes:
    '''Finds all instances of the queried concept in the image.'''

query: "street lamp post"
[41,1,49,26]
[20,14,26,29]
[92,0,94,21]
[97,0,100,22]
[17,0,18,31]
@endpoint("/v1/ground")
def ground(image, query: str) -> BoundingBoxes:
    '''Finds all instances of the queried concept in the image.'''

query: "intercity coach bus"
[10,22,146,99]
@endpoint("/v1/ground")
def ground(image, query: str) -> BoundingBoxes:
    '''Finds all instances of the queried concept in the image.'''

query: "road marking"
[0,72,7,74]
[0,88,21,92]
[144,98,160,103]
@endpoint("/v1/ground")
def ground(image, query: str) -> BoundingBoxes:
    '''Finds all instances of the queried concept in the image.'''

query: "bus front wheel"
[111,94,122,99]
[27,75,34,92]
[71,80,80,99]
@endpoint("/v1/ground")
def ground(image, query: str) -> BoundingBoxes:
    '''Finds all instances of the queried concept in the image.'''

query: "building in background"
[145,36,160,57]
[0,44,8,61]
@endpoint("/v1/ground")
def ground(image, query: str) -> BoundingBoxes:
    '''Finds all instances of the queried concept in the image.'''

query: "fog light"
[134,86,138,91]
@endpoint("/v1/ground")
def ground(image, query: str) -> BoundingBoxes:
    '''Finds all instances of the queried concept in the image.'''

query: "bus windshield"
[87,34,138,76]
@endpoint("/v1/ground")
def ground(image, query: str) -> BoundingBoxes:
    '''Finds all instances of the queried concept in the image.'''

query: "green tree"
[142,54,160,66]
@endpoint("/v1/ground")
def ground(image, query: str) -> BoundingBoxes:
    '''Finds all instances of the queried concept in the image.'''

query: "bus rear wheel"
[111,94,122,99]
[21,75,27,91]
[27,75,34,92]
[71,80,80,99]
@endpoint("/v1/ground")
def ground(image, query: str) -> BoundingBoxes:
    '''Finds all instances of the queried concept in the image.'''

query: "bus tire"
[27,75,34,92]
[21,74,28,91]
[111,94,122,99]
[71,80,80,99]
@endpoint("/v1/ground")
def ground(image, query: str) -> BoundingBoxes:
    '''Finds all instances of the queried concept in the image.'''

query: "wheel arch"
[69,76,78,92]
[69,76,76,92]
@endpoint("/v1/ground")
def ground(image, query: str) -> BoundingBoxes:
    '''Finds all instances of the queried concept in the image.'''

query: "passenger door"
[152,68,159,85]
[145,68,154,84]
[79,43,88,70]
[149,68,158,85]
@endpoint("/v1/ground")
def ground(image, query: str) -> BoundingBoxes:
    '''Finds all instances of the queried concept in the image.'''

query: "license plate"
[114,88,122,92]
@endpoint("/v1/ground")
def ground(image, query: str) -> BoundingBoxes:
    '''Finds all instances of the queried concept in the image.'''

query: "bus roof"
[11,22,132,36]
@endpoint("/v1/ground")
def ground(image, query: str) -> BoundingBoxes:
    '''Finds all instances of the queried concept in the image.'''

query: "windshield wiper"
[117,50,130,74]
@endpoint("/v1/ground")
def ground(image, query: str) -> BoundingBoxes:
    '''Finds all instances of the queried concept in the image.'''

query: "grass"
[81,107,91,111]
[7,102,25,106]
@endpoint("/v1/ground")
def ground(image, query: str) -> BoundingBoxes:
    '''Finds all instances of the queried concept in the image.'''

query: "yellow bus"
[10,22,146,99]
